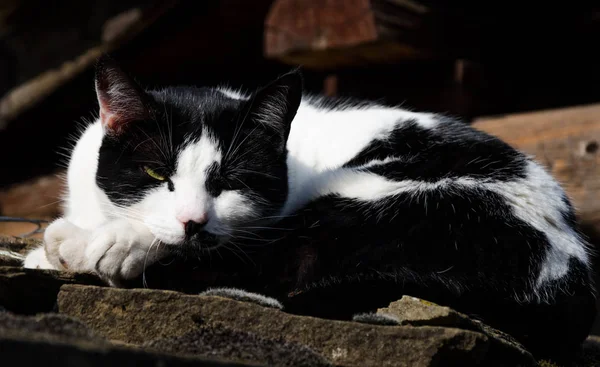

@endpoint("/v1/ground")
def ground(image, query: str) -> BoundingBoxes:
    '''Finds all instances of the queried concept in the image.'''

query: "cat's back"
[287,96,440,172]
[286,95,591,290]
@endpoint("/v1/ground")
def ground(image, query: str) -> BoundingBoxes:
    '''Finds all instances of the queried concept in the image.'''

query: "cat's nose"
[184,219,207,237]
[177,211,208,229]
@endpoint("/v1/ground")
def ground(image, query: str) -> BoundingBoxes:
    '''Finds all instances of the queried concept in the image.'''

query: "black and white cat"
[24,56,595,359]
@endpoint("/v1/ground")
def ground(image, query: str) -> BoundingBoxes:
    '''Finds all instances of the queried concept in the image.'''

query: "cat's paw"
[23,246,56,270]
[41,218,90,271]
[200,287,284,310]
[85,220,163,286]
[352,312,400,326]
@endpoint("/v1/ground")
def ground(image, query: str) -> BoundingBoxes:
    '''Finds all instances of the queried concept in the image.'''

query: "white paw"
[42,218,90,271]
[23,246,56,270]
[85,220,164,286]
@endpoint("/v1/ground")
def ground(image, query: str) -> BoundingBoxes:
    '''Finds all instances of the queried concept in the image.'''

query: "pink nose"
[177,212,208,227]
[178,213,209,238]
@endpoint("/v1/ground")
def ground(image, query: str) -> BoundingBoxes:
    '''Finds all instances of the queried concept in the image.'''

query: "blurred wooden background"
[1,2,600,330]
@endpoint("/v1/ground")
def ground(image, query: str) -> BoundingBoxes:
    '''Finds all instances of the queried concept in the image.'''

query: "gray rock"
[377,295,469,328]
[58,284,490,367]
[571,335,600,367]
[0,235,40,266]
[0,310,253,367]
[144,326,332,367]
[0,311,106,343]
[378,295,536,366]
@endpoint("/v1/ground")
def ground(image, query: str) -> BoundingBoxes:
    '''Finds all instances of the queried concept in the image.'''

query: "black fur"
[345,119,527,182]
[93,56,595,362]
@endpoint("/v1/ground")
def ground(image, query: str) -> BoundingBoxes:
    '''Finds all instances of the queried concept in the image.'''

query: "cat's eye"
[144,166,166,181]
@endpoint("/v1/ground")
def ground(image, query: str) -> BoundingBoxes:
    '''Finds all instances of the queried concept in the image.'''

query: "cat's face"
[93,56,302,252]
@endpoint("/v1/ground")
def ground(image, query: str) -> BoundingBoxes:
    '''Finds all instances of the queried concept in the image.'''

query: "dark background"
[1,0,600,334]
[1,1,600,187]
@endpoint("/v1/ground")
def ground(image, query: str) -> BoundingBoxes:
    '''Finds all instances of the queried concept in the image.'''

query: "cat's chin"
[186,231,226,252]
[177,241,224,259]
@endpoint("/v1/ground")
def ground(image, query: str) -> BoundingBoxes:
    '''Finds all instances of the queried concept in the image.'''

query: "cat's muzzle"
[186,228,222,251]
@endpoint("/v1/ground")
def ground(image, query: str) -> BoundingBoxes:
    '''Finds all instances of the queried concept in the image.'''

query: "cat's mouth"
[187,230,224,251]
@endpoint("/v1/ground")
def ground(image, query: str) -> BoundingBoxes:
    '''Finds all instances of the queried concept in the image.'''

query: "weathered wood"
[264,0,432,69]
[473,103,600,233]
[0,172,64,239]
[0,1,178,130]
[323,74,338,96]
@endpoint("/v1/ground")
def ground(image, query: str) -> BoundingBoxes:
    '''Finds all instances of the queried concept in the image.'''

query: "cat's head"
[93,55,302,252]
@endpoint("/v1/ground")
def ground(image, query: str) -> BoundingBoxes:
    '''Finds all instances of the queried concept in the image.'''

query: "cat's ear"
[247,69,303,150]
[94,55,150,135]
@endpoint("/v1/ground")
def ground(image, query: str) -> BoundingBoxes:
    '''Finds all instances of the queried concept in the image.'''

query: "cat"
[23,55,596,360]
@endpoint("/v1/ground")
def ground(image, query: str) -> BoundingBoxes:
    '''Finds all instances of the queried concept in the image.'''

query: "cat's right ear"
[95,55,149,135]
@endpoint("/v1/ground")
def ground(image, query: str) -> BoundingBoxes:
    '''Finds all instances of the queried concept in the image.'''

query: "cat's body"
[24,57,595,360]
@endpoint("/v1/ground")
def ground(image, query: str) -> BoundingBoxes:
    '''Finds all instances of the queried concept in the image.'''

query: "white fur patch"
[172,133,222,225]
[288,103,435,173]
[22,246,55,270]
[485,162,589,286]
[217,87,247,100]
[212,190,256,229]
[63,121,110,229]
[283,100,441,213]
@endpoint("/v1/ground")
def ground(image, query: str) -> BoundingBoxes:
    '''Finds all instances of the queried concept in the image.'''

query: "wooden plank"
[0,172,64,239]
[323,74,338,96]
[473,104,600,233]
[0,1,178,130]
[264,0,432,69]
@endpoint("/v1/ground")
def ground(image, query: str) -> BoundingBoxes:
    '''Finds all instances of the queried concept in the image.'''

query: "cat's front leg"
[23,218,90,271]
[85,219,168,286]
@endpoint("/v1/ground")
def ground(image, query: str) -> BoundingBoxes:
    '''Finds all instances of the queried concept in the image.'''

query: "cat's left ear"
[95,54,150,135]
[248,68,303,151]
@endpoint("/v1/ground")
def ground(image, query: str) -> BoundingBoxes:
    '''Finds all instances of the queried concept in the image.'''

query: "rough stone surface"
[58,284,493,367]
[536,336,600,367]
[0,310,253,367]
[144,327,332,367]
[0,289,325,367]
[0,235,41,266]
[0,262,594,366]
[378,296,468,327]
[0,270,596,366]
[0,310,106,343]
[573,335,600,367]
[378,295,536,366]
[0,252,24,267]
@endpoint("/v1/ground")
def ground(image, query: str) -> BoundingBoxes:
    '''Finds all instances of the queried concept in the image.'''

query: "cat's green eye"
[144,166,166,181]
